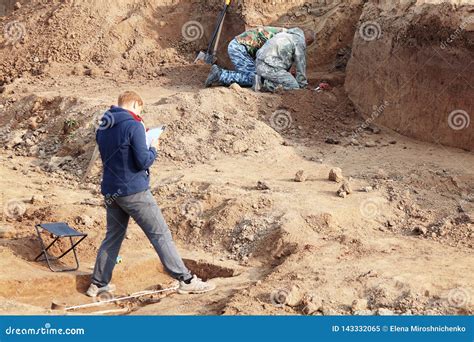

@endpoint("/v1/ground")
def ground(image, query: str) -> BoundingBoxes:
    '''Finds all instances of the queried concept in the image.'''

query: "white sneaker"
[86,283,116,297]
[178,275,216,294]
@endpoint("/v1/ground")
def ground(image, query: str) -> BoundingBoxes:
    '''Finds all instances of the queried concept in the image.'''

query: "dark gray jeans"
[91,190,191,287]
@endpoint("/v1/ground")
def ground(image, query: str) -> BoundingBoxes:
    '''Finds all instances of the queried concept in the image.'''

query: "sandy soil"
[346,1,474,151]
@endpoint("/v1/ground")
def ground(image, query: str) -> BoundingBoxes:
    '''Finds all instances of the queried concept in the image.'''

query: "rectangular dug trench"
[0,254,237,311]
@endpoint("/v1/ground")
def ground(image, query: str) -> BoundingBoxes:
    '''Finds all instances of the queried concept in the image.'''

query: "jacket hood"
[287,27,304,38]
[99,106,136,129]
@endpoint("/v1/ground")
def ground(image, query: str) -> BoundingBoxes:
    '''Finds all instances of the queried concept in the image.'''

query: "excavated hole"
[183,259,236,281]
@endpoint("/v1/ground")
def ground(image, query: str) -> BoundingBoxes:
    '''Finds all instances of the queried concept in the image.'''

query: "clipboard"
[146,125,166,148]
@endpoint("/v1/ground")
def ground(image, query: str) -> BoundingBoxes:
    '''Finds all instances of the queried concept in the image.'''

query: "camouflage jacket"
[256,28,308,88]
[235,26,286,58]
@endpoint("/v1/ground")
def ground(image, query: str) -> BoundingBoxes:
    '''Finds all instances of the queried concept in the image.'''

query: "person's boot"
[205,65,222,87]
[178,275,216,294]
[86,283,116,297]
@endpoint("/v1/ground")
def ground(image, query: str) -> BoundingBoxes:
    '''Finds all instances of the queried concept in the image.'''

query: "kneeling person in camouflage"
[205,26,286,88]
[255,28,315,92]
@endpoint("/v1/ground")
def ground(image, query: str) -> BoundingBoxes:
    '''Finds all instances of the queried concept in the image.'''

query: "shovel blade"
[194,51,217,65]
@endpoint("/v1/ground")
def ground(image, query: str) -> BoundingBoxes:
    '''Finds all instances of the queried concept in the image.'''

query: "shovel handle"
[213,11,227,55]
[207,4,227,53]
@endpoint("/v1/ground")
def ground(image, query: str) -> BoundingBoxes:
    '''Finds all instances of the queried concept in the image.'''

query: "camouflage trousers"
[219,39,255,87]
[256,61,300,92]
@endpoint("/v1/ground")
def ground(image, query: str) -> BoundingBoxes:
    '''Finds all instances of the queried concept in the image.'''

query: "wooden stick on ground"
[54,285,179,312]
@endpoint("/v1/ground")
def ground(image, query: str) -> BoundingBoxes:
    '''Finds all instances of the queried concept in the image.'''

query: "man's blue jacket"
[96,106,157,197]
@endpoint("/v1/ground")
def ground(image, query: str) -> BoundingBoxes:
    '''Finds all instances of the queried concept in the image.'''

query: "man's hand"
[151,138,160,150]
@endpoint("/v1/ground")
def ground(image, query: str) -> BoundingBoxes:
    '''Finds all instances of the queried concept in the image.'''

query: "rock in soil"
[294,170,306,182]
[365,140,377,148]
[0,225,17,239]
[341,181,353,194]
[337,180,352,198]
[256,180,270,190]
[352,298,369,312]
[368,125,381,134]
[328,168,344,183]
[337,190,347,198]
[75,215,94,227]
[30,194,44,204]
[413,226,428,235]
[285,285,305,307]
[354,310,376,315]
[302,294,323,315]
[325,137,340,145]
[350,138,360,146]
[229,83,242,91]
[377,308,395,316]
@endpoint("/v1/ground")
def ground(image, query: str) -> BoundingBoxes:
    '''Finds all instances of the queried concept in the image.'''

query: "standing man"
[255,28,315,92]
[87,91,215,297]
[205,26,286,88]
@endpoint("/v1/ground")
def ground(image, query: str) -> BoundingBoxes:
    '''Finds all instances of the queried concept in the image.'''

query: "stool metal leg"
[33,224,87,272]
[34,224,56,272]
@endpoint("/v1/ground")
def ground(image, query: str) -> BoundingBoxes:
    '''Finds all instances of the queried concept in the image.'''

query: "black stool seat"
[34,222,87,272]
[39,222,85,237]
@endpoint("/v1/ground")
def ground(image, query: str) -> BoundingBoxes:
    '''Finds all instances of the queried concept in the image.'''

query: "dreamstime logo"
[3,199,26,219]
[359,198,381,220]
[93,110,114,131]
[441,16,474,49]
[181,199,203,220]
[176,299,192,312]
[359,21,382,41]
[447,288,471,308]
[4,322,85,336]
[448,110,470,131]
[4,21,26,44]
[270,109,292,132]
[181,21,204,42]
[104,190,123,207]
[349,100,389,141]
[270,289,289,308]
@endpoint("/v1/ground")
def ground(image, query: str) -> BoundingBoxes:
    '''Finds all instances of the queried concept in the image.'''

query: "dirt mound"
[0,85,284,179]
[0,0,234,82]
[345,1,474,151]
[154,178,284,261]
[0,0,366,85]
